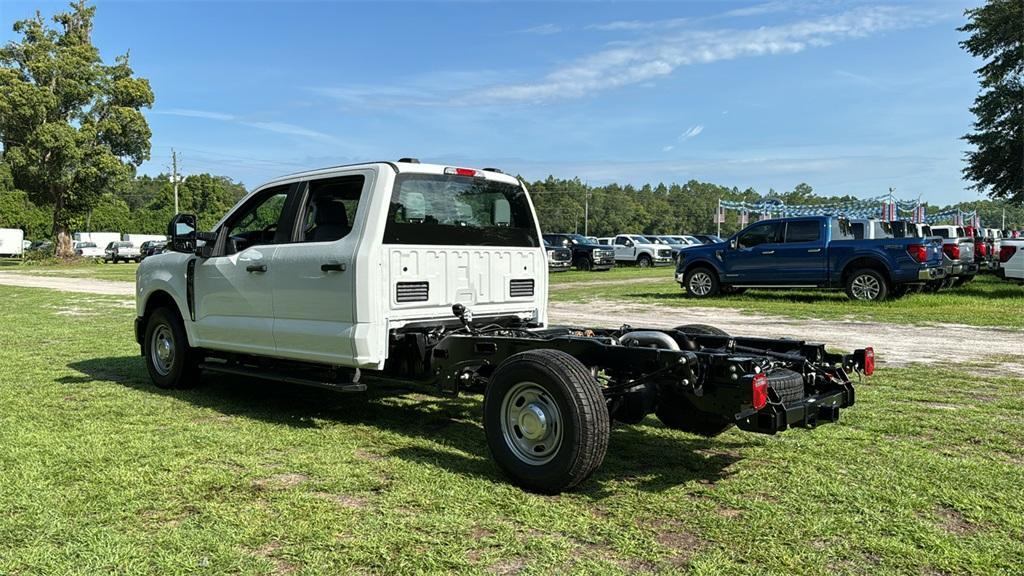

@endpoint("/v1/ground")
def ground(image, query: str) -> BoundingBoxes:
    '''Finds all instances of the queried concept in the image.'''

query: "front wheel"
[484,349,609,493]
[143,307,200,389]
[575,257,592,271]
[684,267,720,298]
[637,254,652,268]
[845,268,889,301]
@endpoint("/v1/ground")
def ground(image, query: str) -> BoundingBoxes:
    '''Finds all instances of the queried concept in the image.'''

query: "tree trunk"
[53,193,74,258]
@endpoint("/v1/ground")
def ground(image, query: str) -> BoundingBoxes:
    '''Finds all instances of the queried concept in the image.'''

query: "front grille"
[396,281,429,302]
[553,250,572,262]
[657,249,672,258]
[595,249,615,260]
[510,279,535,297]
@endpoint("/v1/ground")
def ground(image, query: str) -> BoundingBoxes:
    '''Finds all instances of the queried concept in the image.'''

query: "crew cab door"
[193,184,295,355]
[613,236,634,261]
[720,221,782,284]
[270,171,371,366]
[776,219,828,284]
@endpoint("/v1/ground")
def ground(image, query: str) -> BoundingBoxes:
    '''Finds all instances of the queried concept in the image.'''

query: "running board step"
[198,362,366,393]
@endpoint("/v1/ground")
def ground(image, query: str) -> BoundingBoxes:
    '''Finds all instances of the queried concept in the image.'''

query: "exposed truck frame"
[135,160,870,493]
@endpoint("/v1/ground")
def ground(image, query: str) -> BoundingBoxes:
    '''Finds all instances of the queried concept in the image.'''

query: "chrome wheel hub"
[851,275,880,300]
[501,382,562,465]
[689,272,713,296]
[150,324,175,376]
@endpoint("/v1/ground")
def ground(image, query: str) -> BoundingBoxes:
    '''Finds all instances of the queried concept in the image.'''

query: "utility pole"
[1003,207,1006,230]
[171,149,180,214]
[583,180,590,237]
[716,198,722,238]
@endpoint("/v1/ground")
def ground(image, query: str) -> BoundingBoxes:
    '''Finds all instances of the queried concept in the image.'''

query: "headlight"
[546,249,555,259]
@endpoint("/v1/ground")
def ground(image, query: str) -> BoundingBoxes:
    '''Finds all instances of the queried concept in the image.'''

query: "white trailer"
[0,228,25,257]
[123,233,166,245]
[74,232,121,249]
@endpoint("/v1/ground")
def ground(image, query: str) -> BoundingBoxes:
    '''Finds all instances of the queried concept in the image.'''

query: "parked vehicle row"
[542,234,615,271]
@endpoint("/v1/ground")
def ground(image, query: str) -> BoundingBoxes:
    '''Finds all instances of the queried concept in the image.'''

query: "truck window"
[851,222,865,239]
[933,228,950,238]
[784,220,820,243]
[614,236,629,246]
[737,222,780,248]
[225,186,290,253]
[298,175,365,243]
[384,174,539,247]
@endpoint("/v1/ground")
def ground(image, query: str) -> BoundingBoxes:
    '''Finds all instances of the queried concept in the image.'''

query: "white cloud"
[662,145,675,152]
[517,23,562,35]
[679,125,704,141]
[461,6,941,105]
[586,18,689,32]
[152,108,338,142]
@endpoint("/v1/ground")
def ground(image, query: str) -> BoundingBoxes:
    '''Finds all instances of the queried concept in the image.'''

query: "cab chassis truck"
[136,160,871,493]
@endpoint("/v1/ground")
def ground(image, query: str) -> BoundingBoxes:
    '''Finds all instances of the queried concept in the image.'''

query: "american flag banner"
[954,211,962,226]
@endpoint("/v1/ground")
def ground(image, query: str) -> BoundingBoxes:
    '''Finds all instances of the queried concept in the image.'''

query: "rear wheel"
[143,307,200,389]
[637,254,652,268]
[484,349,609,494]
[684,267,720,298]
[952,276,974,287]
[845,268,889,301]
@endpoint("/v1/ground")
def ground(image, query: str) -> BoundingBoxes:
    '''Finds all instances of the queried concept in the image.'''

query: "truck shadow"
[64,356,750,496]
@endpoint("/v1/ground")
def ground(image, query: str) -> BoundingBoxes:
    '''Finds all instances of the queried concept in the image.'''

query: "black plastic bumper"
[134,317,144,346]
[736,385,855,435]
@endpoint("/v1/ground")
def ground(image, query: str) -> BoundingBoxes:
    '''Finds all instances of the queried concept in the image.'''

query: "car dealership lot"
[1,267,1023,575]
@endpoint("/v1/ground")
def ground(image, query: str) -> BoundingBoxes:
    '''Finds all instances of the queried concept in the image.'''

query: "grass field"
[2,285,1023,575]
[551,269,1024,329]
[0,258,139,282]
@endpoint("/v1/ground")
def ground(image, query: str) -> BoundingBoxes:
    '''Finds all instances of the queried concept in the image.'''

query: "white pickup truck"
[597,234,674,267]
[929,225,978,287]
[104,241,141,263]
[134,159,869,493]
[997,238,1024,284]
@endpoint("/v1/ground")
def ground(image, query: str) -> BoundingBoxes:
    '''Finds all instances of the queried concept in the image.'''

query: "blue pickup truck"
[675,216,946,301]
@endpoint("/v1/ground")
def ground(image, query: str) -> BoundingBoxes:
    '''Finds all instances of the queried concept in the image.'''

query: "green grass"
[549,265,674,285]
[2,285,1023,575]
[0,258,139,282]
[551,271,1024,329]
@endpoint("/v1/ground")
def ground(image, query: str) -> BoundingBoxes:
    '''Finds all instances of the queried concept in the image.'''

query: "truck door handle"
[321,262,347,272]
[807,248,821,253]
[246,264,267,273]
[761,250,775,255]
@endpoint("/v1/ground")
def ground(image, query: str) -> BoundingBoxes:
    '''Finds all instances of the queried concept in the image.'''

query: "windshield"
[658,236,682,244]
[384,174,539,247]
[631,235,653,244]
[564,234,592,245]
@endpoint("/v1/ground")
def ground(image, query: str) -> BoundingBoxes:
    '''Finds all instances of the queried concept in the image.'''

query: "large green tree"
[0,1,153,256]
[959,0,1024,205]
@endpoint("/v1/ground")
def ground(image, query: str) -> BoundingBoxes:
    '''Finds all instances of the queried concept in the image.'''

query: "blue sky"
[2,0,983,204]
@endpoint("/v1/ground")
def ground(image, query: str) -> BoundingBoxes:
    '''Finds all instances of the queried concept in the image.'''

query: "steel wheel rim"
[851,274,880,300]
[689,272,713,296]
[638,257,650,268]
[150,324,175,376]
[500,381,563,465]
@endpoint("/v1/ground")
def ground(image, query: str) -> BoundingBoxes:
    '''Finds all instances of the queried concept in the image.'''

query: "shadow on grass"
[64,355,748,496]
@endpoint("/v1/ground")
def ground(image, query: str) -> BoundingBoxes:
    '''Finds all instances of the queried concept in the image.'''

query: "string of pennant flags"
[716,194,982,229]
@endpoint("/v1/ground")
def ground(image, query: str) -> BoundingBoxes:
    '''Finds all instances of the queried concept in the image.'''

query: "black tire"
[952,276,973,287]
[484,349,609,494]
[637,254,652,268]
[575,257,592,272]
[655,395,733,437]
[844,268,889,301]
[766,368,805,404]
[683,266,720,298]
[890,284,912,299]
[143,307,200,389]
[674,324,730,337]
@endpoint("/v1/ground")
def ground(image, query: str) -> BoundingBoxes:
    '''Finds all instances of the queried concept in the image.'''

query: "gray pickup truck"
[928,225,978,288]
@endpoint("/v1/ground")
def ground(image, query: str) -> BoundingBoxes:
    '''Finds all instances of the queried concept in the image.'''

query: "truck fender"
[684,258,722,278]
[136,258,199,348]
[839,254,893,284]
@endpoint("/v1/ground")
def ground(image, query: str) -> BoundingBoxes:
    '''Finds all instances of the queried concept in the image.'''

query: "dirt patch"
[716,506,743,519]
[471,526,495,540]
[253,473,309,490]
[0,272,135,295]
[549,300,1024,369]
[312,491,367,509]
[354,448,385,461]
[252,540,298,575]
[934,505,977,535]
[550,276,667,291]
[486,558,527,575]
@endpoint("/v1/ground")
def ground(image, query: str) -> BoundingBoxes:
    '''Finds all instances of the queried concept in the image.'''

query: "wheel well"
[842,258,890,284]
[684,262,718,280]
[143,290,180,322]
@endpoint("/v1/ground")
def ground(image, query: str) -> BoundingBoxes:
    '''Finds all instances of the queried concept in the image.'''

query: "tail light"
[444,167,480,177]
[862,347,874,376]
[976,242,988,257]
[906,244,928,263]
[1000,245,1017,263]
[752,373,768,410]
[942,244,960,260]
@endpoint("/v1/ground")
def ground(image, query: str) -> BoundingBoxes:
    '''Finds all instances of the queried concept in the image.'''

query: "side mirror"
[168,213,198,253]
[729,238,738,250]
[625,240,634,247]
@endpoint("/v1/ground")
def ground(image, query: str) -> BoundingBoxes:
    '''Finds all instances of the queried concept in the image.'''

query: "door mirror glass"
[168,213,198,253]
[729,238,738,250]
